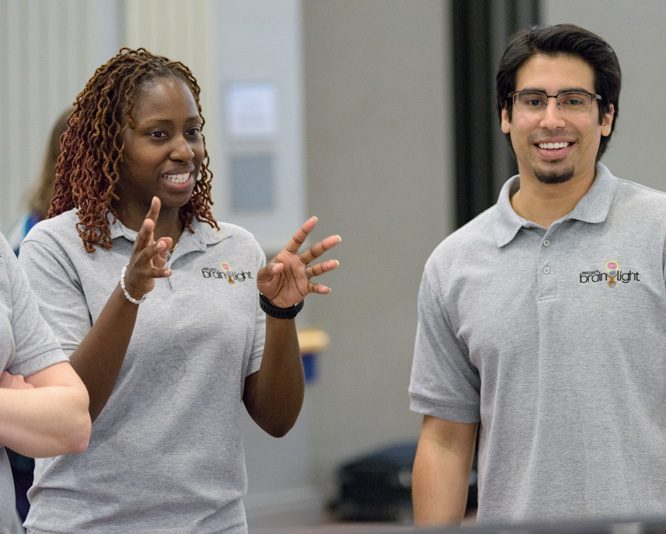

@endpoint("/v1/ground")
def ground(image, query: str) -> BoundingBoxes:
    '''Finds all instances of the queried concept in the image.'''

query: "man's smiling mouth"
[537,142,570,150]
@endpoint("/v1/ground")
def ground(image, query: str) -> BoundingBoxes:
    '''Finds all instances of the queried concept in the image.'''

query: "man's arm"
[412,415,477,525]
[0,362,91,458]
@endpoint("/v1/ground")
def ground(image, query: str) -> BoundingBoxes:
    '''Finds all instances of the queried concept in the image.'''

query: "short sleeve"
[409,260,481,423]
[0,234,67,376]
[244,240,266,379]
[18,237,91,356]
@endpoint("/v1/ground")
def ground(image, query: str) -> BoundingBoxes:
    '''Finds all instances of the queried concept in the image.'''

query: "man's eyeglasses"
[508,89,603,114]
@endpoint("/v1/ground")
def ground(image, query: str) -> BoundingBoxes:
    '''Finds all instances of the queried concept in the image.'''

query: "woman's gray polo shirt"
[19,211,265,533]
[410,163,666,522]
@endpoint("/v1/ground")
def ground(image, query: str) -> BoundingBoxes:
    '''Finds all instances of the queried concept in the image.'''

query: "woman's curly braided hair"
[49,47,218,253]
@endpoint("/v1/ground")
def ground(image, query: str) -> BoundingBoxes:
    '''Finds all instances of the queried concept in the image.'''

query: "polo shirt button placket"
[537,235,557,299]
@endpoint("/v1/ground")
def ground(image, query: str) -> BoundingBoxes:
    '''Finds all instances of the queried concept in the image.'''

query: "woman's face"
[117,76,204,227]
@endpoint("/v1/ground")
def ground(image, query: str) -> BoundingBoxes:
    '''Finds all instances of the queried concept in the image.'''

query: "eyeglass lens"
[513,91,594,113]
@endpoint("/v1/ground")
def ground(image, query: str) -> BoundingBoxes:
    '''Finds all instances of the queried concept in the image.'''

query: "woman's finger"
[283,216,319,256]
[145,196,162,224]
[134,197,162,251]
[306,259,340,279]
[308,281,332,295]
[300,234,342,265]
[152,238,173,271]
[134,217,154,251]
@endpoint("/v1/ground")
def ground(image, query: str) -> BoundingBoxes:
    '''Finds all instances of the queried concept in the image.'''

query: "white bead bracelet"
[120,264,146,305]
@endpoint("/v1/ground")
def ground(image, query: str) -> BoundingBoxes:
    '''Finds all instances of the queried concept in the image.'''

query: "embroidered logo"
[578,259,640,287]
[201,261,253,285]
[605,260,619,288]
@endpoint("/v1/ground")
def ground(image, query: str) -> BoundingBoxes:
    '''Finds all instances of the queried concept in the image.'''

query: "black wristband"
[259,293,304,319]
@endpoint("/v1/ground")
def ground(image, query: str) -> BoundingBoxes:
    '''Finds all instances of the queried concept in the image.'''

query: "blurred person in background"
[6,108,71,255]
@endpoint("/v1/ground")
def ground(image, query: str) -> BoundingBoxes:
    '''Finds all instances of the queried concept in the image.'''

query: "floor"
[247,504,416,534]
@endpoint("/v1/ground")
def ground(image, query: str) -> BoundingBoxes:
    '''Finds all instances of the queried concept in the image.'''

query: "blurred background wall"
[2,0,666,526]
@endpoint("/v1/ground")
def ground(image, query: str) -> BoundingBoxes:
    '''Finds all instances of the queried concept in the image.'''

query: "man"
[410,23,666,525]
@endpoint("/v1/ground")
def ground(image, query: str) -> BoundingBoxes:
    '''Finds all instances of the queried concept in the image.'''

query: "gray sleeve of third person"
[0,234,67,376]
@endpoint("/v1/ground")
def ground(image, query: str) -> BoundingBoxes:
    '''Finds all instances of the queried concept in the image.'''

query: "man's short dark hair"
[496,23,621,159]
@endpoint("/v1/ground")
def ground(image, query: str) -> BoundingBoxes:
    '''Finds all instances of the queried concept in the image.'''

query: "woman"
[0,232,91,534]
[19,48,340,533]
[6,108,71,255]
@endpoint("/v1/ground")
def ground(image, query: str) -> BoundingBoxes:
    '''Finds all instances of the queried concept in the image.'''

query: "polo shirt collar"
[493,162,618,248]
[108,214,227,253]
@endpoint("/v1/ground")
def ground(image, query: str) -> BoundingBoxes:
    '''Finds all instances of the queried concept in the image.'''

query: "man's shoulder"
[433,206,499,253]
[616,177,666,201]
[612,178,666,222]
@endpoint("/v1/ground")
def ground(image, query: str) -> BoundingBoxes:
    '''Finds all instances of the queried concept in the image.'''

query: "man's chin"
[534,167,574,185]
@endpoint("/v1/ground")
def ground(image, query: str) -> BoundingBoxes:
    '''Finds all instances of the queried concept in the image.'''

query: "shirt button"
[543,266,551,274]
[543,239,551,247]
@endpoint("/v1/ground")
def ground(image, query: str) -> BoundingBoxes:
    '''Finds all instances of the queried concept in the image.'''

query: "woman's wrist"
[259,293,303,319]
[119,265,146,305]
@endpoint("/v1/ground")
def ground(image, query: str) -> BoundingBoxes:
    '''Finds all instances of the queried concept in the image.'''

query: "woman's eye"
[148,130,168,139]
[187,127,202,137]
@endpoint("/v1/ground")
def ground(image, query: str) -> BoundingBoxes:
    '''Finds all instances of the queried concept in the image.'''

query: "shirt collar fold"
[108,214,227,253]
[492,162,619,248]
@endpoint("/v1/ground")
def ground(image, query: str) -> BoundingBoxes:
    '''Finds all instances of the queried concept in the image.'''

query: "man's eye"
[561,95,586,107]
[519,95,545,108]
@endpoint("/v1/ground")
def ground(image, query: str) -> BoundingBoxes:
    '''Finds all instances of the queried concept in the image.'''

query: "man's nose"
[539,98,566,129]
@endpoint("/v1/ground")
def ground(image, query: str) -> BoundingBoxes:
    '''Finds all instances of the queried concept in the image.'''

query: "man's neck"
[510,169,596,228]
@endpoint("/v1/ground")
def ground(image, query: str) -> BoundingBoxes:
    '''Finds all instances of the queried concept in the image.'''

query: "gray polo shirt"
[20,211,265,533]
[410,163,666,522]
[0,233,67,534]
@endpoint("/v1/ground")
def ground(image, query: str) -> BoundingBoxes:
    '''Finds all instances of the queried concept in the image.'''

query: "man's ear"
[601,103,615,137]
[501,107,511,134]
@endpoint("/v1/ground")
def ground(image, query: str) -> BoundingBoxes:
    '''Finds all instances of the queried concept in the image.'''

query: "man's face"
[501,53,614,185]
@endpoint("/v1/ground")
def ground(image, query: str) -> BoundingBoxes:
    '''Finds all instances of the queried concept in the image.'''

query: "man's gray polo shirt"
[410,163,666,522]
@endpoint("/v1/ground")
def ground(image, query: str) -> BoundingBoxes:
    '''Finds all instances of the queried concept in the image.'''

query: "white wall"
[303,0,454,498]
[0,0,120,232]
[542,0,666,190]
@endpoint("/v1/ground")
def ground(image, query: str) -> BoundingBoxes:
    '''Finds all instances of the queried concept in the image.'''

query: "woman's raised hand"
[121,196,173,302]
[257,216,341,308]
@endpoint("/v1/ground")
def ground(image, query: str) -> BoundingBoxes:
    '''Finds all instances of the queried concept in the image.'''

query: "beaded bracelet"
[259,293,303,319]
[120,264,146,305]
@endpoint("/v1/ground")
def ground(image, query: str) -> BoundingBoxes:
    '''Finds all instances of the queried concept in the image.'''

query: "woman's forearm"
[243,316,304,437]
